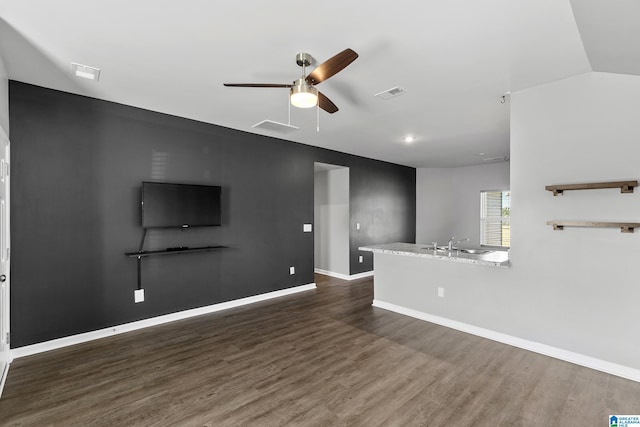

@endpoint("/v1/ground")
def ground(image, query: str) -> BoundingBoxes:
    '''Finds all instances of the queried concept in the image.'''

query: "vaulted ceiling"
[0,0,637,167]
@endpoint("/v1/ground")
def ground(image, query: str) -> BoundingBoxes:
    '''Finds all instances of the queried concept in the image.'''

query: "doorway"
[314,163,349,278]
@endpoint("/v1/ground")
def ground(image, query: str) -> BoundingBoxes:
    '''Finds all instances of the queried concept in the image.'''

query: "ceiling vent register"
[252,120,300,134]
[375,86,406,100]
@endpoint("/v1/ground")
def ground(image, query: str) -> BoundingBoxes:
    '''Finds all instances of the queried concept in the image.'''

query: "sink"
[422,246,449,252]
[459,248,492,255]
[421,246,494,256]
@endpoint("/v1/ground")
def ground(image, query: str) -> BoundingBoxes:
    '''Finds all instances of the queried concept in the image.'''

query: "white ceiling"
[0,0,637,167]
[570,0,640,76]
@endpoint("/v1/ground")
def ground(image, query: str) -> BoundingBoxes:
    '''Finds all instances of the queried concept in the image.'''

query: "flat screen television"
[142,182,222,228]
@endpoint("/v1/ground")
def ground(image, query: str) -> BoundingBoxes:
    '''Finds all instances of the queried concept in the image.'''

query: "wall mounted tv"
[142,182,222,229]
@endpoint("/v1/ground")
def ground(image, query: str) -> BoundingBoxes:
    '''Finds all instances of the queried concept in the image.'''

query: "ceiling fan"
[224,48,358,114]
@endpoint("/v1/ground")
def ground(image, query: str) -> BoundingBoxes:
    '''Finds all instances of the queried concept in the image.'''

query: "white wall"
[416,162,510,247]
[416,168,454,245]
[314,167,350,275]
[0,52,8,134]
[381,72,640,373]
[509,71,640,369]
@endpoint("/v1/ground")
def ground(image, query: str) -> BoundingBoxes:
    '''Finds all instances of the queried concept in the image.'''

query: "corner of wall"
[0,54,9,135]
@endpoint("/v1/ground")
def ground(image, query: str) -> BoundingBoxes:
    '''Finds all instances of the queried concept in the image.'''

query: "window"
[480,190,510,248]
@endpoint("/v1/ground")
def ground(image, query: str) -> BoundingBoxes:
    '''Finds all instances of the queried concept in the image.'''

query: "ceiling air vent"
[252,120,300,134]
[375,86,406,100]
[71,62,101,81]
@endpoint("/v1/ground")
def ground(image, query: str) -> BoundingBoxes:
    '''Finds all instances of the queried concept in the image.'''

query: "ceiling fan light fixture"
[224,48,357,114]
[290,80,318,109]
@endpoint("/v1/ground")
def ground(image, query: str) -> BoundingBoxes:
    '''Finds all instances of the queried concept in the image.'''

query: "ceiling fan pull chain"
[317,102,320,132]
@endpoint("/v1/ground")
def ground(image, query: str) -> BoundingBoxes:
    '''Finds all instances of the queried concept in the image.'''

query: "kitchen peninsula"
[358,242,512,350]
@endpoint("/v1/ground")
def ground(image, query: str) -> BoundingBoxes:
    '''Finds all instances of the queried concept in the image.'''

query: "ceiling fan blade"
[305,48,358,85]
[318,91,339,114]
[223,83,292,88]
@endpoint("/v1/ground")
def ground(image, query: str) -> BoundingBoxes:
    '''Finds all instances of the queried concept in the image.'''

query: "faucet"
[448,236,469,251]
[431,241,438,251]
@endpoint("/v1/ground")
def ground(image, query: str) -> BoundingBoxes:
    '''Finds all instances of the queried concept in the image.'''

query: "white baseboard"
[0,363,8,399]
[372,299,640,383]
[11,283,317,360]
[314,268,374,281]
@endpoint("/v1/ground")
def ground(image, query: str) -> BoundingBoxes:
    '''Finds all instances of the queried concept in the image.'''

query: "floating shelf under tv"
[125,246,227,258]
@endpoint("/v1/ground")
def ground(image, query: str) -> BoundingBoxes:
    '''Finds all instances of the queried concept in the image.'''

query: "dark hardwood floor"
[1,274,639,426]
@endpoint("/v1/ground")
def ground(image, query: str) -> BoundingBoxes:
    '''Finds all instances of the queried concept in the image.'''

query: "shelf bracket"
[622,184,635,193]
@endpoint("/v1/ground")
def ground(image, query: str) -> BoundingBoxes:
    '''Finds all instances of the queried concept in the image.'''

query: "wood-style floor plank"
[1,273,639,426]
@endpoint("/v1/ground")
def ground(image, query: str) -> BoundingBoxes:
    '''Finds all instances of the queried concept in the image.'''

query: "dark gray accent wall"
[9,81,415,347]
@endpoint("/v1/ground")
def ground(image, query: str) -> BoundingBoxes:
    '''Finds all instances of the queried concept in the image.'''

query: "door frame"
[313,162,350,278]
[0,125,10,398]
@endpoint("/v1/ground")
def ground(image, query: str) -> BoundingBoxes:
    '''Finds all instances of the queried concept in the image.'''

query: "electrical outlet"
[134,289,145,303]
[437,287,444,298]
[356,222,361,230]
[303,223,312,232]
[359,255,363,263]
[290,266,295,275]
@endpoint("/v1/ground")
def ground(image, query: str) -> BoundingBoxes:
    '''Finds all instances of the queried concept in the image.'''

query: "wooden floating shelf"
[547,220,640,233]
[545,180,638,196]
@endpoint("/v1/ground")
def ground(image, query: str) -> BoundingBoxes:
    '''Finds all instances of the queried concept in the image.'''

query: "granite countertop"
[359,242,510,268]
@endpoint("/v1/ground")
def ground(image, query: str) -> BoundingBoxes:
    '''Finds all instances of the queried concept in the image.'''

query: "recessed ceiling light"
[476,152,485,156]
[71,62,101,81]
[403,135,415,143]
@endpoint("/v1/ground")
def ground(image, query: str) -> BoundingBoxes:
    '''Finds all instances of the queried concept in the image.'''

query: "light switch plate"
[303,223,312,232]
[290,266,295,275]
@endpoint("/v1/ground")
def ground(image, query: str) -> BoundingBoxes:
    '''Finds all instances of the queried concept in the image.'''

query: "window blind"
[480,190,510,247]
